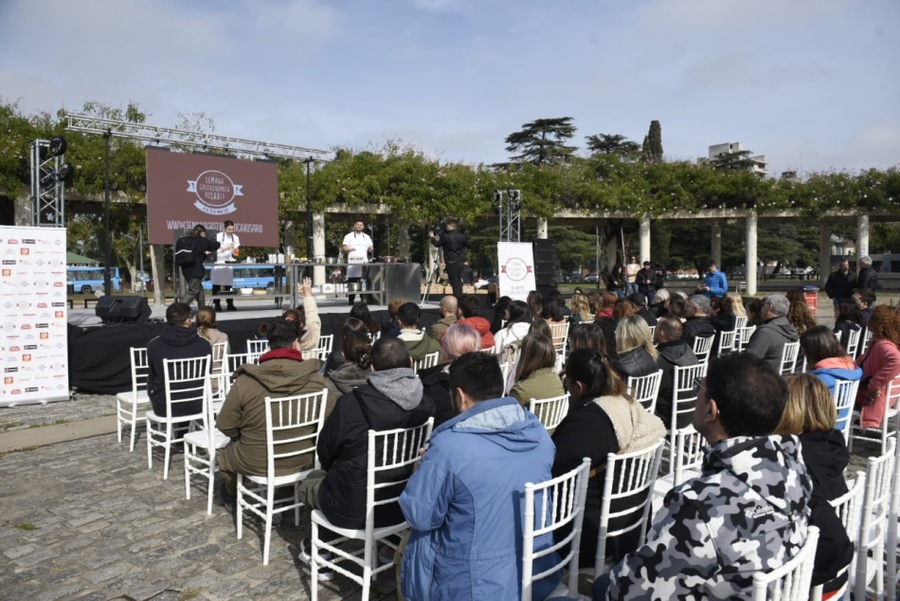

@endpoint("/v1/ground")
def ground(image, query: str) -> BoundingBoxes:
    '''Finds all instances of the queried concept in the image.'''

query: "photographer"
[429,218,470,297]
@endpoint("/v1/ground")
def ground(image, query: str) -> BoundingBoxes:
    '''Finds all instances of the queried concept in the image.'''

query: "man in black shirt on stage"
[429,218,470,297]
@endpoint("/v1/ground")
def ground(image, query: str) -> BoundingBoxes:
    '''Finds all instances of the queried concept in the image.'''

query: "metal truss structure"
[65,113,330,161]
[30,139,66,227]
[495,188,522,243]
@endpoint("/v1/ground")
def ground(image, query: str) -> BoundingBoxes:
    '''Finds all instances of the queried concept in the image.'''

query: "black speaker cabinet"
[95,296,152,324]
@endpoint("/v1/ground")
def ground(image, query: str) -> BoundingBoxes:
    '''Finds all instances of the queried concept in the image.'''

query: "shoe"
[378,545,395,566]
[219,482,237,515]
[213,303,223,312]
[298,538,334,581]
[226,304,237,311]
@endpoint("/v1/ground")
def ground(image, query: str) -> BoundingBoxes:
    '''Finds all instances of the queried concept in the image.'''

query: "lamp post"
[305,157,314,260]
[103,129,112,297]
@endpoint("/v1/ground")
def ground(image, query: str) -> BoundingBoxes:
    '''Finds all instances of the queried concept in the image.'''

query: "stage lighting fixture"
[57,162,73,181]
[49,137,67,156]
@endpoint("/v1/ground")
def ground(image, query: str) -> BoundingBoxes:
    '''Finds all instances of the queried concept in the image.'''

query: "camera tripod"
[420,244,446,304]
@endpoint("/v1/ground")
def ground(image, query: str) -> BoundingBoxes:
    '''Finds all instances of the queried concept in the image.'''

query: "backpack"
[174,236,195,267]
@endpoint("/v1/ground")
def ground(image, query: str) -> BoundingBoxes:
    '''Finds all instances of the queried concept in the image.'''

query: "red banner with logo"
[146,147,279,246]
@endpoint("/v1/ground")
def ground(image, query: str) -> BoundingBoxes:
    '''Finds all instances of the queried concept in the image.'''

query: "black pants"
[446,261,464,297]
[212,285,235,309]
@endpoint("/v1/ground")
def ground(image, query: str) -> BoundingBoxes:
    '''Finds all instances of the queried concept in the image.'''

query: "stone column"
[149,243,166,307]
[313,212,325,285]
[745,211,758,296]
[857,213,869,259]
[536,217,548,239]
[819,224,832,287]
[639,216,651,264]
[711,222,722,267]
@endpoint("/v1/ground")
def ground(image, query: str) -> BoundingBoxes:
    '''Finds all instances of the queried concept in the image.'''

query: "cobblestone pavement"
[0,393,117,433]
[0,433,400,601]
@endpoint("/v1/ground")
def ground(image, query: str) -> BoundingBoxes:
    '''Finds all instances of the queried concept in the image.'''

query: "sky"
[0,0,898,176]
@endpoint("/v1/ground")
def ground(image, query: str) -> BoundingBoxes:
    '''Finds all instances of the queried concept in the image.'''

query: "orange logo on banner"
[3,377,12,385]
[20,248,29,255]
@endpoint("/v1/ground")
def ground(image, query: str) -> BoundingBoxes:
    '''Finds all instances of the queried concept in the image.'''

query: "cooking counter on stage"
[280,261,422,307]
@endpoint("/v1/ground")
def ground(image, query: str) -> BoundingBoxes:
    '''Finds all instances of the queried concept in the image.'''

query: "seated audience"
[326,329,373,394]
[493,300,532,358]
[297,338,434,573]
[509,333,565,407]
[252,322,270,341]
[652,288,670,319]
[668,294,688,322]
[653,316,699,429]
[626,292,657,327]
[217,319,339,513]
[549,288,572,318]
[350,301,382,340]
[610,315,658,380]
[396,302,442,361]
[746,297,763,327]
[595,292,617,320]
[322,317,367,376]
[292,277,320,351]
[788,300,817,336]
[146,302,212,418]
[569,292,593,324]
[429,295,457,342]
[726,292,746,319]
[195,306,229,373]
[856,305,900,429]
[833,300,865,352]
[853,288,876,326]
[381,298,405,337]
[400,353,559,600]
[776,374,854,594]
[568,322,607,353]
[594,317,619,360]
[803,325,862,398]
[586,291,603,316]
[553,349,665,568]
[420,323,482,427]
[526,290,544,321]
[456,294,495,350]
[745,294,799,372]
[489,295,511,334]
[605,354,812,599]
[680,294,716,349]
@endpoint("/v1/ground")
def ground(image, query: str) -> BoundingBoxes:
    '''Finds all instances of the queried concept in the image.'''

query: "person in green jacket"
[397,302,442,362]
[510,333,565,407]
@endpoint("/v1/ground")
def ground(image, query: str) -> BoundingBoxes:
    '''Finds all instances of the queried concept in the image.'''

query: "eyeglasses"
[692,376,707,396]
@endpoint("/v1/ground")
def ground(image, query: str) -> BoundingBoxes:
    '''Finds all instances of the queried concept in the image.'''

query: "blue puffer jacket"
[399,397,560,600]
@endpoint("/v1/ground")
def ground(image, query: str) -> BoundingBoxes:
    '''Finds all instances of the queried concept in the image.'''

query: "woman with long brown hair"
[509,333,564,406]
[856,305,900,429]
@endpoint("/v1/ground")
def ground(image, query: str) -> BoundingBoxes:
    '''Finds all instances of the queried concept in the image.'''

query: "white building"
[708,142,768,176]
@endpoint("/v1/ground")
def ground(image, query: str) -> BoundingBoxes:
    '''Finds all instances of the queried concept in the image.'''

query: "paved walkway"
[1,418,400,600]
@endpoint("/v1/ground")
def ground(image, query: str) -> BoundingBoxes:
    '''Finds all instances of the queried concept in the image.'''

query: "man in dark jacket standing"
[216,318,339,513]
[146,302,212,417]
[746,294,799,372]
[825,260,856,308]
[429,218,470,297]
[297,337,434,577]
[856,256,879,291]
[636,261,655,305]
[653,316,699,429]
[179,224,219,310]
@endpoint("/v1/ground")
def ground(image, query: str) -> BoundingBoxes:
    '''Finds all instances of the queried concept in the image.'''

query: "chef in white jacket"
[211,220,240,311]
[341,219,373,305]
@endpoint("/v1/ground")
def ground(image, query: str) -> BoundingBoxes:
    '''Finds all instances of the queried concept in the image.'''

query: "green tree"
[710,149,758,171]
[647,120,663,162]
[504,117,577,165]
[585,133,640,158]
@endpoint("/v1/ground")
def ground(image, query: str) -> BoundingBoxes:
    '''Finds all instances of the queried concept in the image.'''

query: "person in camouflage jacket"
[606,353,813,600]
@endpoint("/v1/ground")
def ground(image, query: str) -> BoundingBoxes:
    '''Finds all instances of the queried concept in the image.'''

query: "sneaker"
[219,483,237,515]
[378,545,395,566]
[298,538,334,582]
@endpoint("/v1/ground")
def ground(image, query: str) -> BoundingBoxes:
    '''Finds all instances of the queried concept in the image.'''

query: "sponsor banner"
[497,242,536,302]
[146,147,279,246]
[0,225,69,406]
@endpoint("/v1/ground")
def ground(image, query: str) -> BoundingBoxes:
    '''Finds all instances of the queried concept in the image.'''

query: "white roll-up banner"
[0,226,70,406]
[497,242,536,302]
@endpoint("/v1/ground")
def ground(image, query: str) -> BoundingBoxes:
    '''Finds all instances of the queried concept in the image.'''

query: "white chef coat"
[342,231,372,278]
[211,231,241,286]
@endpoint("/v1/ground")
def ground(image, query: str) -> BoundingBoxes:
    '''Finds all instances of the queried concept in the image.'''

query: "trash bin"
[803,286,819,317]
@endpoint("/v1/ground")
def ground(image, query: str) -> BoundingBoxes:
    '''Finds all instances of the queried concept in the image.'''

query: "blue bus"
[67,266,121,293]
[202,264,281,291]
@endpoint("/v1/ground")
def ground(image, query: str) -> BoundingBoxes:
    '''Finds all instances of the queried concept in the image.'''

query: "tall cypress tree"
[648,120,663,162]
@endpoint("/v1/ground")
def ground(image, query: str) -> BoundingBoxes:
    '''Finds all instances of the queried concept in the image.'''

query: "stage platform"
[66,296,450,395]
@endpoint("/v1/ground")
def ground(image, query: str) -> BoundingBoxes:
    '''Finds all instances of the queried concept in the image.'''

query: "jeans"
[626,282,638,295]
